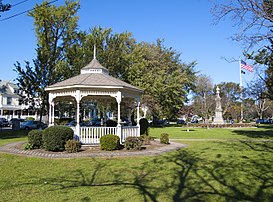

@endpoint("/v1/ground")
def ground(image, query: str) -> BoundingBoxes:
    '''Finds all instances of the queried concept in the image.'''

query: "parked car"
[256,119,271,124]
[64,120,88,127]
[20,120,47,130]
[177,119,186,125]
[191,120,199,124]
[0,118,9,127]
[90,117,101,126]
[9,118,25,126]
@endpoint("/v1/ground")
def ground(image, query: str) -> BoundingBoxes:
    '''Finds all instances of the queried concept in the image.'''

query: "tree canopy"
[14,1,197,120]
[14,0,80,121]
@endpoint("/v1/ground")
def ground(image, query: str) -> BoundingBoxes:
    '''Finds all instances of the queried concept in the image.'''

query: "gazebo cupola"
[80,48,109,75]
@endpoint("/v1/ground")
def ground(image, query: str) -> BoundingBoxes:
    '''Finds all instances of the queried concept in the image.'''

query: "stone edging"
[0,141,187,159]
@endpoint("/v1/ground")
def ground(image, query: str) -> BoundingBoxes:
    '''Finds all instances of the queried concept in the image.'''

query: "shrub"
[160,133,170,144]
[42,126,74,151]
[106,120,117,127]
[28,129,43,149]
[140,134,155,145]
[24,143,34,150]
[100,134,120,151]
[140,118,149,135]
[124,136,143,150]
[65,139,81,153]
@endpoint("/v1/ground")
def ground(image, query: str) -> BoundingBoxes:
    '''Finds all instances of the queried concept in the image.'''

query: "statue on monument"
[213,86,224,124]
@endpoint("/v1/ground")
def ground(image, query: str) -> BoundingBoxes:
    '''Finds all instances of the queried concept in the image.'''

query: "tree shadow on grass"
[200,140,273,201]
[18,141,273,201]
[232,128,273,139]
[0,130,28,140]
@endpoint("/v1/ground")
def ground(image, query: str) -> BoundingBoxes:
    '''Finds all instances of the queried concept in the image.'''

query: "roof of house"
[0,80,20,98]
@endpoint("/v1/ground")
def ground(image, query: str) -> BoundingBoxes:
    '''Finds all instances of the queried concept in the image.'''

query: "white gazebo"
[45,52,143,144]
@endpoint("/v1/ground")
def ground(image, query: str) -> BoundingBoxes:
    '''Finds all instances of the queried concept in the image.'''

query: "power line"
[0,0,58,22]
[12,0,30,8]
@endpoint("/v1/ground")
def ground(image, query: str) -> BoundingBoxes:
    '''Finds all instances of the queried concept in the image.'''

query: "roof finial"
[93,44,96,59]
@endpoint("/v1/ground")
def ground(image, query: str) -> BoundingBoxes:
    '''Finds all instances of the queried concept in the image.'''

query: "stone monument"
[213,86,224,124]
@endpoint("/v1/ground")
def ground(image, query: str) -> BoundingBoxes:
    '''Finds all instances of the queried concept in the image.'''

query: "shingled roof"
[46,56,143,93]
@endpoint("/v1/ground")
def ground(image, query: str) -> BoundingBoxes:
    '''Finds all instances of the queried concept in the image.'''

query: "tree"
[0,0,10,16]
[192,74,214,122]
[212,0,273,101]
[14,1,80,122]
[216,82,241,118]
[246,42,273,100]
[64,27,136,80]
[15,2,196,122]
[127,40,197,119]
[212,0,273,46]
[246,78,271,119]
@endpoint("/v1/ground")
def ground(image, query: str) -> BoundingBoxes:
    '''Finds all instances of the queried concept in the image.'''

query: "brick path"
[0,141,187,159]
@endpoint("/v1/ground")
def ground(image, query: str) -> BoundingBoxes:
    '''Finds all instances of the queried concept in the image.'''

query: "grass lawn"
[0,129,28,146]
[149,125,273,139]
[0,127,273,201]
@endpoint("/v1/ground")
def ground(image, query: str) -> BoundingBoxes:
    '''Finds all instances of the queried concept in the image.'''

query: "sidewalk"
[0,141,187,159]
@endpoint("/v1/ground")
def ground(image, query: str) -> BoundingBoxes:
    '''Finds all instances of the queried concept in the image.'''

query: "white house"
[0,80,39,120]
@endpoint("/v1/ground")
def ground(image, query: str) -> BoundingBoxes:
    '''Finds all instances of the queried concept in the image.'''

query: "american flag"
[240,60,254,73]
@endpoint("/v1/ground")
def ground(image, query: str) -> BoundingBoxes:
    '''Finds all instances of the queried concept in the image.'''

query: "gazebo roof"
[45,56,143,93]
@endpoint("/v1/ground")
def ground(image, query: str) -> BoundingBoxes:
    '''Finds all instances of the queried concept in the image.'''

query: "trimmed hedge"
[42,126,74,151]
[160,133,170,144]
[124,136,143,150]
[65,139,81,153]
[28,129,43,149]
[100,134,120,151]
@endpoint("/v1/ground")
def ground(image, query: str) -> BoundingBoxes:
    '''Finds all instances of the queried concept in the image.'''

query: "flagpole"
[239,58,243,123]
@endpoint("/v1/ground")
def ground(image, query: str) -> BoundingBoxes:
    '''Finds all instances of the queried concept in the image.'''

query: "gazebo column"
[137,98,140,136]
[75,90,81,139]
[136,97,141,136]
[116,92,122,143]
[52,101,55,125]
[48,93,53,126]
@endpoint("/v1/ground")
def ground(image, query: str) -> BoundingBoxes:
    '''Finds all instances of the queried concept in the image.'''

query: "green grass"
[149,125,273,139]
[0,129,28,146]
[0,127,273,201]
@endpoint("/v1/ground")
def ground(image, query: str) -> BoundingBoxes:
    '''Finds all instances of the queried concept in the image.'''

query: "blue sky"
[0,0,256,86]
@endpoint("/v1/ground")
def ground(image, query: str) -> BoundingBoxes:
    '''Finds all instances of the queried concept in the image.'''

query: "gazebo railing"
[77,126,139,144]
[121,126,139,142]
[80,127,117,144]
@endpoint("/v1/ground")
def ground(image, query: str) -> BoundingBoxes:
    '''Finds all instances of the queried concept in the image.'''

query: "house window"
[7,97,12,105]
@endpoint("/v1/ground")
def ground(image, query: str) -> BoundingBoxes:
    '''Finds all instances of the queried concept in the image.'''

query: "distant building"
[0,80,38,120]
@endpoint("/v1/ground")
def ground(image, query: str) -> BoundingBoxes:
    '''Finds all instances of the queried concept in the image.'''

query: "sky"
[0,0,257,86]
